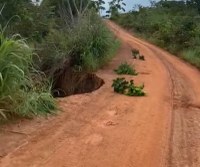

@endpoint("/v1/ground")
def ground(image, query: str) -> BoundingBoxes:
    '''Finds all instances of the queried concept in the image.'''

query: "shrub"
[181,49,200,68]
[126,80,145,96]
[36,10,119,78]
[112,78,145,96]
[114,62,137,75]
[112,77,129,94]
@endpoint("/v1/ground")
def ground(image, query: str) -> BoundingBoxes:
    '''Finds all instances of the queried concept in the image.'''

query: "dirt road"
[0,21,200,167]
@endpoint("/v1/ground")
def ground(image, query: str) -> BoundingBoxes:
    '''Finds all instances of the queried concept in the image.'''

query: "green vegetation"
[0,33,55,119]
[112,78,145,96]
[114,62,137,75]
[112,77,128,94]
[126,80,145,96]
[0,0,122,120]
[37,10,119,77]
[113,0,200,68]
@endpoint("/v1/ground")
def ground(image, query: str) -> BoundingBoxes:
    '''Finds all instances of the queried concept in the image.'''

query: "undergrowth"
[112,78,145,96]
[36,11,119,78]
[0,33,56,120]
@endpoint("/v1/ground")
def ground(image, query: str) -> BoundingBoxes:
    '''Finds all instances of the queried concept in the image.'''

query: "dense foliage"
[0,33,55,119]
[113,0,200,68]
[0,0,120,120]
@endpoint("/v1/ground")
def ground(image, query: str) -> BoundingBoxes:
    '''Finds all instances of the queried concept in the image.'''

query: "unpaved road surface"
[0,21,200,167]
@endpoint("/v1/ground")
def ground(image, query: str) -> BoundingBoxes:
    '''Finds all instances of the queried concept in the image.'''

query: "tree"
[186,0,200,14]
[107,0,126,19]
[0,0,31,25]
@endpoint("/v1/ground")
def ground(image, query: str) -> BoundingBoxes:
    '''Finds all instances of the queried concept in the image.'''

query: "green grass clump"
[181,49,200,68]
[0,33,56,120]
[112,78,145,96]
[114,62,137,75]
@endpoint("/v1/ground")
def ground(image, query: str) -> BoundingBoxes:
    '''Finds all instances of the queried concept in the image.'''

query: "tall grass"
[36,10,119,77]
[181,49,200,68]
[0,32,56,120]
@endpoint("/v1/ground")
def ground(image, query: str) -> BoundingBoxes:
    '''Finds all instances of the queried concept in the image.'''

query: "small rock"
[105,121,118,126]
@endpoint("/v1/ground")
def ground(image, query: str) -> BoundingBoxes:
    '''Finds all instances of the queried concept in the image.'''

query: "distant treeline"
[112,0,200,68]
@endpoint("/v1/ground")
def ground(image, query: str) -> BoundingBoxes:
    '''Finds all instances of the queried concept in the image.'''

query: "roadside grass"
[0,32,56,120]
[0,7,120,121]
[112,2,200,69]
[36,11,120,77]
[114,62,137,75]
[181,49,200,68]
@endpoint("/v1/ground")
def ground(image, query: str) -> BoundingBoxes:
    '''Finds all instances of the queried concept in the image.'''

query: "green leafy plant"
[112,77,129,94]
[112,78,145,96]
[126,80,145,96]
[114,62,137,75]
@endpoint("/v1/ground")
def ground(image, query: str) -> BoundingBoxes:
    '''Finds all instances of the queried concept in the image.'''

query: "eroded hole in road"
[52,69,104,97]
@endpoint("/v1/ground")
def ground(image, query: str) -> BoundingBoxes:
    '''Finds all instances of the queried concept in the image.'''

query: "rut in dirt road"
[1,21,200,167]
[153,49,200,167]
[150,47,200,167]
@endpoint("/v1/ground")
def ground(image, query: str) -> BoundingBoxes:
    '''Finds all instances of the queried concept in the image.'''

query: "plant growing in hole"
[139,55,145,61]
[126,80,145,96]
[114,62,137,75]
[112,78,129,94]
[132,48,140,59]
[112,78,145,96]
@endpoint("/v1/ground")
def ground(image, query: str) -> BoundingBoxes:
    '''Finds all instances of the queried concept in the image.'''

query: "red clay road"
[0,21,200,167]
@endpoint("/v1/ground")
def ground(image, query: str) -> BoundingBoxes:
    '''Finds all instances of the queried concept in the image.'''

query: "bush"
[112,78,145,96]
[127,80,145,96]
[112,77,129,94]
[0,32,55,119]
[181,49,200,68]
[36,10,119,78]
[114,62,137,75]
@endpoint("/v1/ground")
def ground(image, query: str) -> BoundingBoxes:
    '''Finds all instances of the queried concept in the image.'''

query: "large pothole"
[52,69,104,97]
